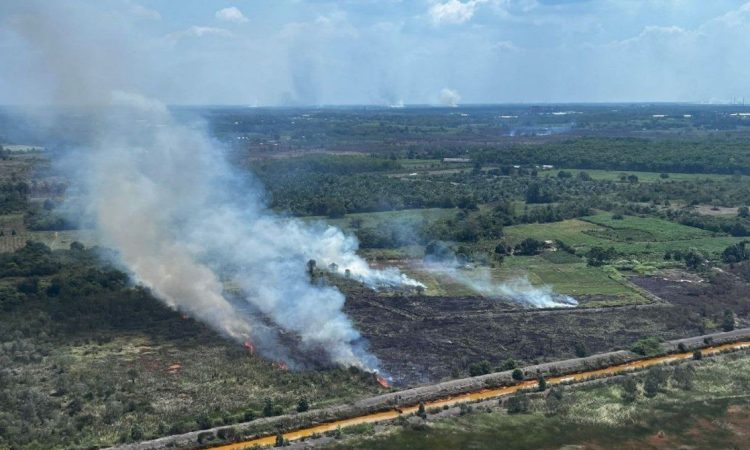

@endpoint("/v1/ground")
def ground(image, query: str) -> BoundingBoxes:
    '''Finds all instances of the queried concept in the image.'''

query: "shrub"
[506,394,529,414]
[630,337,663,356]
[469,360,492,377]
[537,375,547,392]
[511,369,524,381]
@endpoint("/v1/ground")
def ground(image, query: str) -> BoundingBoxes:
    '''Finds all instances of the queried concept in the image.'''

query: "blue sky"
[1,0,750,105]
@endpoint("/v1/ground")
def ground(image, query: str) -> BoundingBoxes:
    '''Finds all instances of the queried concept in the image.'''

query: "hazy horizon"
[2,1,750,107]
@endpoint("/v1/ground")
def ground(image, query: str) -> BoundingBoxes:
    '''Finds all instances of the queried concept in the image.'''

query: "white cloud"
[167,26,232,41]
[215,7,249,24]
[128,3,161,20]
[439,87,461,106]
[429,0,487,25]
[493,40,520,52]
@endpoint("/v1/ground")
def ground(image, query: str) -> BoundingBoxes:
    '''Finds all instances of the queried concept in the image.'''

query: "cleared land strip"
[111,328,750,450]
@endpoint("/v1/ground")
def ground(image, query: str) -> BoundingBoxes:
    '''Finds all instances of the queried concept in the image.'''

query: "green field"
[504,215,744,261]
[308,208,743,305]
[543,168,740,183]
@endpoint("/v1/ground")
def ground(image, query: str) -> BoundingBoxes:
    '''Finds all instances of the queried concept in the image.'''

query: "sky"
[1,0,750,106]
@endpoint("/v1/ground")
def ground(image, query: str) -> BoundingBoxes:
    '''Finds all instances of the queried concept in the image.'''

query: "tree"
[263,399,275,417]
[557,170,572,179]
[621,377,638,403]
[739,206,749,218]
[630,337,662,356]
[506,393,529,414]
[586,246,617,267]
[130,424,144,441]
[417,401,426,419]
[722,241,748,263]
[500,358,517,371]
[537,375,547,392]
[683,248,705,270]
[515,238,543,256]
[673,365,695,390]
[693,350,703,360]
[275,431,284,447]
[296,398,309,413]
[723,309,735,332]
[469,360,491,377]
[627,174,639,184]
[545,388,566,416]
[643,374,659,398]
[660,173,670,179]
[573,341,588,358]
[512,369,524,381]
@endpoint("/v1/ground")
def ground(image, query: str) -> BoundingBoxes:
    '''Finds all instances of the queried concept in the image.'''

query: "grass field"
[396,255,647,306]
[328,351,750,450]
[504,215,744,261]
[543,168,740,183]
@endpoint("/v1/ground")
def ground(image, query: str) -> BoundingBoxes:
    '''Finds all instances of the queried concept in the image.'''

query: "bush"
[296,397,310,413]
[506,394,529,414]
[469,360,492,377]
[514,238,544,256]
[511,369,524,381]
[630,337,663,356]
[537,375,547,392]
[197,431,214,444]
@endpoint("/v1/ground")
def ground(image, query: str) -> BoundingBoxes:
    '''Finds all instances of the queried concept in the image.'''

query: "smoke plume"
[439,88,461,107]
[75,92,425,369]
[4,1,422,370]
[423,255,577,308]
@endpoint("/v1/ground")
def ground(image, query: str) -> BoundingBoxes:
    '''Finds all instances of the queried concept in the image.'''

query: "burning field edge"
[108,328,750,450]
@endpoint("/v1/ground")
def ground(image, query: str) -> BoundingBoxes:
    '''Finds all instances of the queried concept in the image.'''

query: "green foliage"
[630,337,663,356]
[722,241,749,263]
[297,397,310,413]
[506,393,530,414]
[514,238,544,256]
[537,375,547,392]
[511,369,524,381]
[722,309,735,332]
[573,341,588,358]
[469,360,492,377]
[586,246,618,267]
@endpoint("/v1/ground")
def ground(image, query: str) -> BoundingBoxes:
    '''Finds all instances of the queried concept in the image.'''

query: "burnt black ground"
[344,268,750,385]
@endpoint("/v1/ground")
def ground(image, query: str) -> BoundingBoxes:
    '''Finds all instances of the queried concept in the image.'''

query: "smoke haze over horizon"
[2,1,750,106]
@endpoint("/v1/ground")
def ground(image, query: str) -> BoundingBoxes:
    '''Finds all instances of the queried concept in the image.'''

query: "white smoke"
[75,92,424,369]
[439,88,461,107]
[80,94,420,367]
[3,1,424,370]
[423,261,577,308]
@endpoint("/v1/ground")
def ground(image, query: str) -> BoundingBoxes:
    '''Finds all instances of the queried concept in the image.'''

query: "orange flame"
[275,361,289,371]
[376,374,390,389]
[243,341,255,354]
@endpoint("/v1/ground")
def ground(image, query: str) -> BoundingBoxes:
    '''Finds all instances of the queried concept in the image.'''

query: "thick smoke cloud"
[79,92,424,369]
[5,1,423,370]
